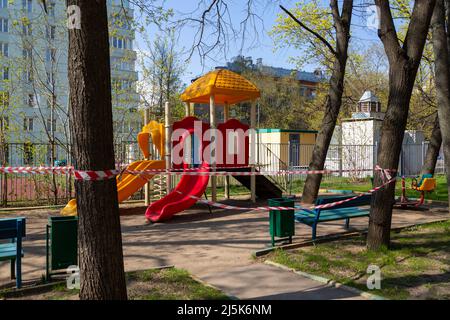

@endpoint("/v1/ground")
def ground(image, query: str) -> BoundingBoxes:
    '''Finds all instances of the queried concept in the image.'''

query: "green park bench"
[0,218,26,288]
[295,195,371,240]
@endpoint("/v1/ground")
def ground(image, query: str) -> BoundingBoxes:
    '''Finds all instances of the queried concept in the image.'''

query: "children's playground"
[1,69,449,300]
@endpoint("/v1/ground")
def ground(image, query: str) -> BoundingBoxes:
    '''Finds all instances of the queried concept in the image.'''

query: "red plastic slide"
[145,162,210,223]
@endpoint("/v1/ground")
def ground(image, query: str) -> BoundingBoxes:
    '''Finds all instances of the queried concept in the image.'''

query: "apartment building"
[0,0,140,165]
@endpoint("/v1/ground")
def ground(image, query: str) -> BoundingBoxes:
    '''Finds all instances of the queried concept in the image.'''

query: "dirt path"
[1,199,448,293]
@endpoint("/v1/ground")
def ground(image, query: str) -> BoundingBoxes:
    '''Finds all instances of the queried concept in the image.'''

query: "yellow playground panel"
[61,121,166,216]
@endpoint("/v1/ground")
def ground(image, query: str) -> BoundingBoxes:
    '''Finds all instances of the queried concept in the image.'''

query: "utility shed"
[257,129,318,168]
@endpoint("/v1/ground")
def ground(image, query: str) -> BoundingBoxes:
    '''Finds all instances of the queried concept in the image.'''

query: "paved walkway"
[201,264,362,300]
[0,198,448,299]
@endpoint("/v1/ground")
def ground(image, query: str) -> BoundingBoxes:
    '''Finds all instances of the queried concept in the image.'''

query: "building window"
[23,69,33,83]
[23,47,32,60]
[23,117,34,131]
[0,0,8,9]
[46,25,56,40]
[111,36,132,49]
[0,117,8,130]
[27,93,36,107]
[22,0,32,13]
[2,67,8,80]
[22,23,32,36]
[0,42,7,57]
[46,96,57,108]
[48,1,55,16]
[23,142,34,165]
[47,118,56,132]
[0,18,8,33]
[0,92,8,107]
[46,48,56,62]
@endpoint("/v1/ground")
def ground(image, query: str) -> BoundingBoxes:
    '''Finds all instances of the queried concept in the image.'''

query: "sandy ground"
[1,198,449,289]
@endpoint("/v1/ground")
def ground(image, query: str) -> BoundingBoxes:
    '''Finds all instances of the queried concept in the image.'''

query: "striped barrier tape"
[124,168,387,177]
[0,166,73,175]
[314,177,397,209]
[73,170,120,181]
[0,165,397,181]
[175,177,397,212]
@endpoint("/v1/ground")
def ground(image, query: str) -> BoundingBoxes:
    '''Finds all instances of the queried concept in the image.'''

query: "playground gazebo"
[180,68,261,202]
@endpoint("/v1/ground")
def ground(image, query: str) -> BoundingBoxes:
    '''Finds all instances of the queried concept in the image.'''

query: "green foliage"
[240,69,321,130]
[138,29,186,123]
[270,1,335,70]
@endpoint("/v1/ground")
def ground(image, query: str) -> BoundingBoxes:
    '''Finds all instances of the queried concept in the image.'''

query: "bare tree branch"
[279,4,337,57]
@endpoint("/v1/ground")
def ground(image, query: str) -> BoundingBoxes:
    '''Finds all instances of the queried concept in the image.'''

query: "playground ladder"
[150,174,167,202]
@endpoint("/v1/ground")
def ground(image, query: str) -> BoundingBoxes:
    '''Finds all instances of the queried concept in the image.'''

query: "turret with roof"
[352,90,384,120]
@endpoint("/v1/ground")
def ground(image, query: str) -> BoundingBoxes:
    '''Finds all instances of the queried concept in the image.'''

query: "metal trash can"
[268,198,295,247]
[46,216,78,281]
[54,160,67,167]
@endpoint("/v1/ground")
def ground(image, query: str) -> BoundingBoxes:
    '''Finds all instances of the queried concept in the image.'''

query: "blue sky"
[135,0,381,85]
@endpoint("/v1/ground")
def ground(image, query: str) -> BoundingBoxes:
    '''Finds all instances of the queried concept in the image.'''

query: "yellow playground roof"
[181,69,261,105]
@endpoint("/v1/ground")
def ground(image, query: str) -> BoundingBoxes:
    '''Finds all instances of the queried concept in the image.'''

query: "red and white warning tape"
[0,165,397,181]
[176,176,397,212]
[0,166,73,175]
[314,177,397,209]
[125,168,383,177]
[73,170,120,181]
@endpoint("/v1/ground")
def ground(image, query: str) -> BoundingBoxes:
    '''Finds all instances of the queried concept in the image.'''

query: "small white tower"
[353,90,384,120]
[340,91,384,177]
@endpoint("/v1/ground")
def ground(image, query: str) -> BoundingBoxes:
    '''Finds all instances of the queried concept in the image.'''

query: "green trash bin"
[46,216,78,281]
[268,198,295,247]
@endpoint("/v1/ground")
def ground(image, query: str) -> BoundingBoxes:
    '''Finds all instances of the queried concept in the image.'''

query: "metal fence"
[258,142,446,194]
[0,141,142,207]
[0,141,446,207]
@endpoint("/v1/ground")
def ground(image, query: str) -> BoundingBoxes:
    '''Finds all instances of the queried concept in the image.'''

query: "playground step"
[221,167,283,199]
[151,174,167,201]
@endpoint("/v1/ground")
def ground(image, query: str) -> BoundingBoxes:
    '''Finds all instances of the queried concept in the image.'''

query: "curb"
[264,260,386,301]
[189,275,239,301]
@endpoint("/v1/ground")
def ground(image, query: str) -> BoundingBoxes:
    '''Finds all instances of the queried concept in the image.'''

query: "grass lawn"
[268,220,450,300]
[1,268,229,300]
[290,175,448,202]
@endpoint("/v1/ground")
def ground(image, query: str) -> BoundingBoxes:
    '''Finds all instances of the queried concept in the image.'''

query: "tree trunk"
[431,0,450,212]
[67,0,127,300]
[421,114,442,175]
[302,59,347,203]
[301,0,353,204]
[367,0,436,250]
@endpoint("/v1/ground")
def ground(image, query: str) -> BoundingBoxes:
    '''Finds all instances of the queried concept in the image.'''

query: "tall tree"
[430,0,450,211]
[276,1,354,204]
[138,31,184,118]
[367,0,436,250]
[421,115,442,175]
[67,0,127,300]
